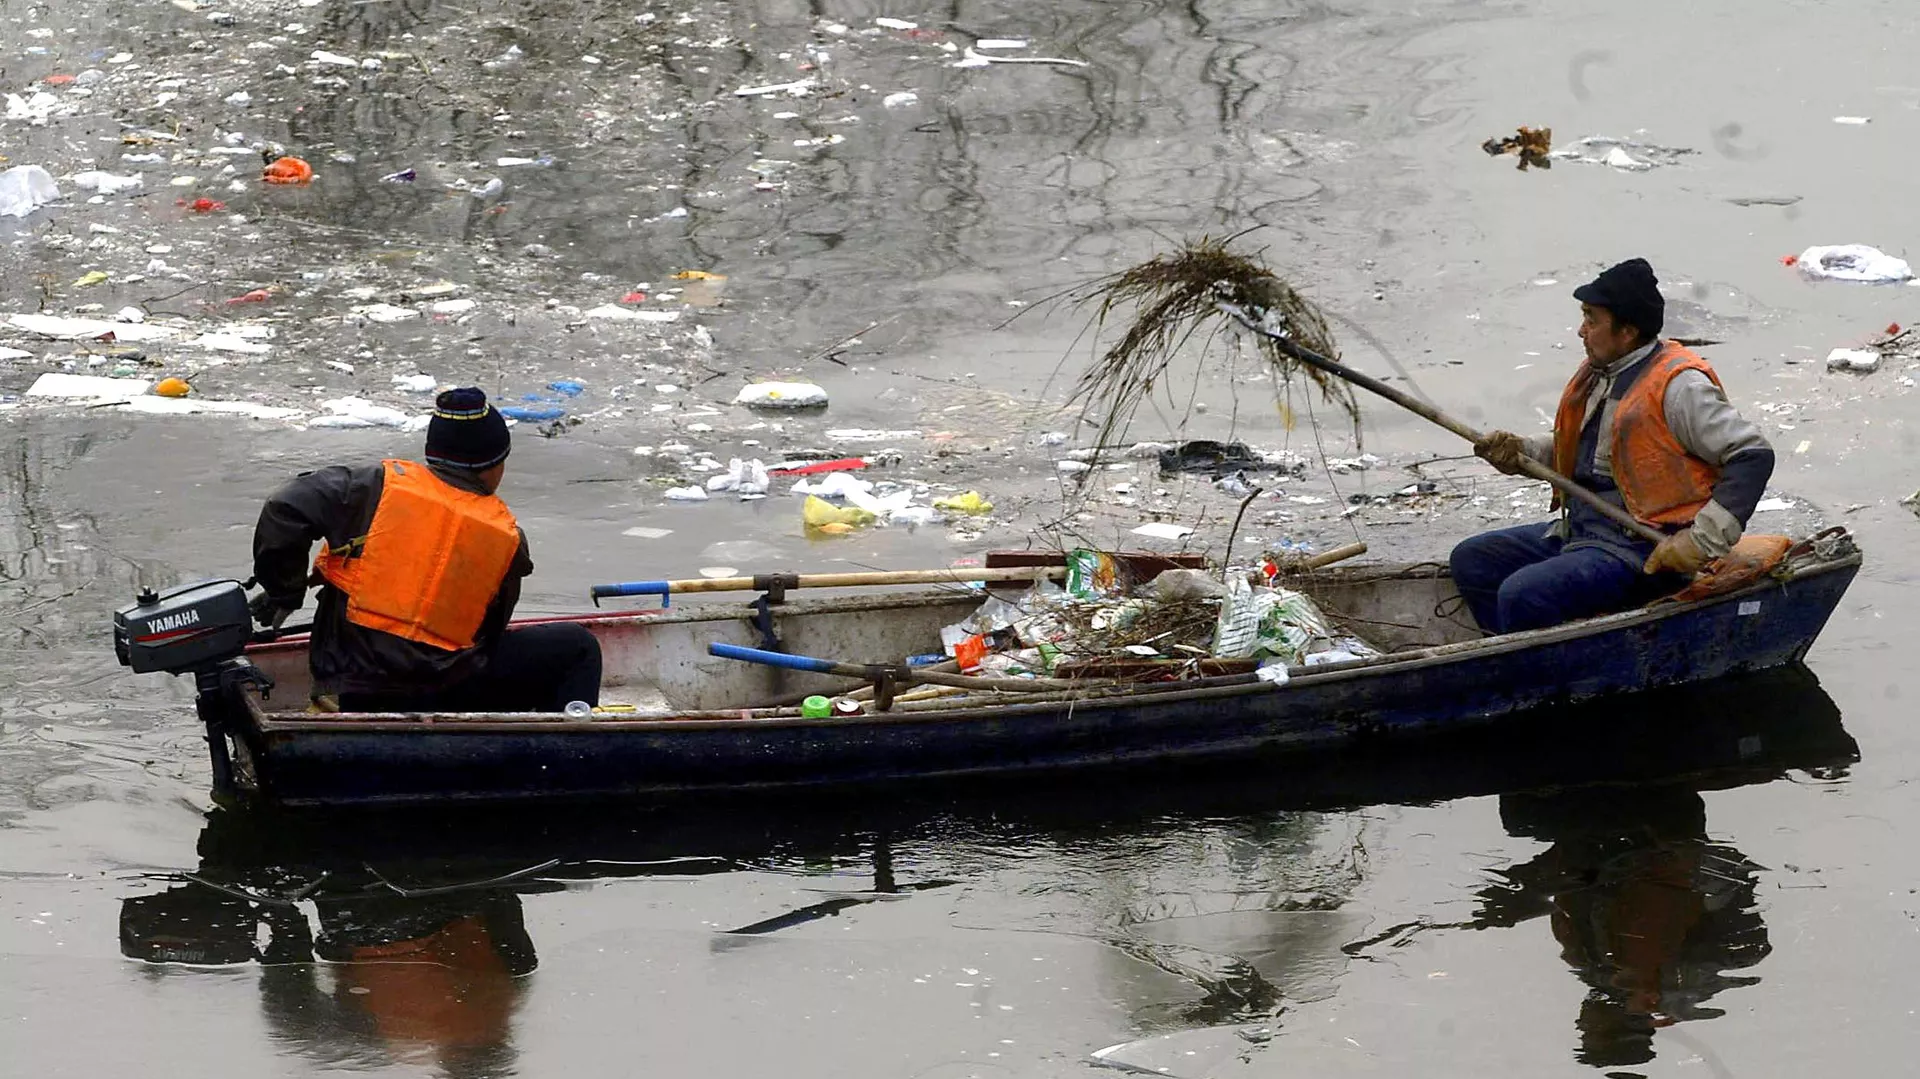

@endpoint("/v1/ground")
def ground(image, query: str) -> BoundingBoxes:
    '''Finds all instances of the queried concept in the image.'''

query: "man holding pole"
[1448,259,1775,635]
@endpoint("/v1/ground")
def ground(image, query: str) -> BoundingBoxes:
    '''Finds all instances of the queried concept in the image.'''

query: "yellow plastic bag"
[933,491,992,515]
[803,495,874,536]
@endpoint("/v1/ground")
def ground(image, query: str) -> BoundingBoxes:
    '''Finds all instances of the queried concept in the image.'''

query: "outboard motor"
[114,579,272,798]
[114,579,254,675]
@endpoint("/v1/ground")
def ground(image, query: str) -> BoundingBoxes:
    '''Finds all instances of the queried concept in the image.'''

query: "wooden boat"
[125,664,1859,969]
[188,535,1863,808]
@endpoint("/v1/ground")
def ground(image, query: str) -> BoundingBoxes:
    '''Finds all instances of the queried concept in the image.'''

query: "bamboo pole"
[1218,300,1667,546]
[1301,541,1368,569]
[593,565,1066,604]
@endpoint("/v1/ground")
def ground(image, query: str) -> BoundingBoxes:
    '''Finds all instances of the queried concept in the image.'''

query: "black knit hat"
[425,387,511,470]
[1573,258,1664,340]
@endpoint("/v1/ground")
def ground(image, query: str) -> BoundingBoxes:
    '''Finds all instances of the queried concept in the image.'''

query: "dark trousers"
[1448,524,1684,636]
[340,623,602,713]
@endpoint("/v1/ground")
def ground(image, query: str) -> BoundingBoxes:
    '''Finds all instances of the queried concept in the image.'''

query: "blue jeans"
[1448,523,1683,635]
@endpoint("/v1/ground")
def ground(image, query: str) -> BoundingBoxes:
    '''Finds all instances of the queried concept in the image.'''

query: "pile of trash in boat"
[935,551,1381,685]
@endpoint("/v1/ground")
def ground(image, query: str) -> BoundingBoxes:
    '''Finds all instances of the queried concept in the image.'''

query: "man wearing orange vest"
[249,387,601,711]
[1449,259,1775,634]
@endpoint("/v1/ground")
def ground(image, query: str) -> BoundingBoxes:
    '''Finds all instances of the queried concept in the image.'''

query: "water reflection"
[1476,785,1769,1070]
[116,667,1855,1074]
[124,880,533,1076]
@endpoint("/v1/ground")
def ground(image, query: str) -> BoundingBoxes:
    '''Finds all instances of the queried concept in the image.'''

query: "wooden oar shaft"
[594,565,1066,603]
[1301,541,1368,570]
[1219,300,1666,546]
[670,566,1062,593]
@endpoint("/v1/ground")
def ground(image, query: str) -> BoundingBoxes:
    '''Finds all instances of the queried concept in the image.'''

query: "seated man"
[249,387,601,712]
[1449,259,1774,635]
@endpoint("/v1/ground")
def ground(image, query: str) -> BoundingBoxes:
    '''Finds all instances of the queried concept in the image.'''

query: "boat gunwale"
[241,586,990,660]
[245,551,1862,736]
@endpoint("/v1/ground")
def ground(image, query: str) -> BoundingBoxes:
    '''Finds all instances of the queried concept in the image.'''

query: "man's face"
[1578,303,1640,364]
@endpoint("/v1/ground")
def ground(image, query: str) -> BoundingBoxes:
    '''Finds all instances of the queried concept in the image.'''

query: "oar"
[707,642,1077,692]
[592,565,1066,606]
[1217,299,1666,546]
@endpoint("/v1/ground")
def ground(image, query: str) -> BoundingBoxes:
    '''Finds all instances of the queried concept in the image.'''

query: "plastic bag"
[0,165,58,218]
[706,458,770,496]
[70,170,142,195]
[1211,579,1333,664]
[1144,568,1225,602]
[791,472,872,499]
[932,491,992,515]
[1064,549,1117,597]
[735,381,828,409]
[1793,244,1913,284]
[262,156,314,184]
[802,495,874,530]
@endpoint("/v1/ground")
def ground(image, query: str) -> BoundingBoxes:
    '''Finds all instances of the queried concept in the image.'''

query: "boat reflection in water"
[1475,784,1771,1069]
[118,666,1856,1074]
[121,876,537,1075]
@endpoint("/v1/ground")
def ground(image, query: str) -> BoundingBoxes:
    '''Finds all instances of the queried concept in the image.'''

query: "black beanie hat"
[425,387,511,471]
[1573,258,1664,341]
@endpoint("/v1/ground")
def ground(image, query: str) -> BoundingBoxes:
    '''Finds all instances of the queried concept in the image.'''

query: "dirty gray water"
[5,0,1920,1075]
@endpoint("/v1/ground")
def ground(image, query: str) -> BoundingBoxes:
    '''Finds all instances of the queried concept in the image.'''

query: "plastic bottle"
[801,695,831,718]
[563,700,593,718]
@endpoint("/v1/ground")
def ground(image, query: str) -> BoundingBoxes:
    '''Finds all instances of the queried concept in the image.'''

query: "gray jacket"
[1520,341,1774,563]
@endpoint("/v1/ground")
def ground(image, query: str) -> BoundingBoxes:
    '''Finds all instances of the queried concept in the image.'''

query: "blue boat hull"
[224,556,1860,807]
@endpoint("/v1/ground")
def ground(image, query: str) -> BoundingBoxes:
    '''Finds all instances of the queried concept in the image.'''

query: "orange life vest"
[1551,343,1722,528]
[313,459,520,651]
[341,914,519,1050]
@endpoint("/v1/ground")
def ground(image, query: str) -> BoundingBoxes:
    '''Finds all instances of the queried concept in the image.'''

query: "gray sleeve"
[1521,432,1553,463]
[1664,371,1775,558]
[1663,371,1769,465]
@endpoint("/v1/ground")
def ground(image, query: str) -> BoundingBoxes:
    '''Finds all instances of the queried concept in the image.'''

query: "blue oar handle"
[591,580,672,607]
[708,642,839,674]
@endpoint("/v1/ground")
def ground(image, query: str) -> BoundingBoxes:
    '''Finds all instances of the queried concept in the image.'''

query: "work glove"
[248,589,296,630]
[1473,430,1529,476]
[1643,530,1707,576]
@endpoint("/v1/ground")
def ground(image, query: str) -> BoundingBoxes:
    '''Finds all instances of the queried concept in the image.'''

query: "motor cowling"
[114,579,253,675]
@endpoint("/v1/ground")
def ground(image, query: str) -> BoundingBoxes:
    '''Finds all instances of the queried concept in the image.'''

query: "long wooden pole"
[593,565,1066,604]
[1218,300,1666,546]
